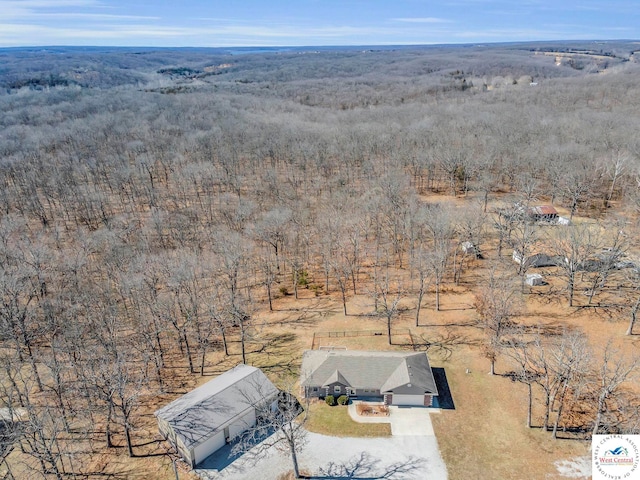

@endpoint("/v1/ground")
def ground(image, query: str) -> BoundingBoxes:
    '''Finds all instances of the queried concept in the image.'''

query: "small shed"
[155,364,279,468]
[526,274,545,286]
[461,242,481,258]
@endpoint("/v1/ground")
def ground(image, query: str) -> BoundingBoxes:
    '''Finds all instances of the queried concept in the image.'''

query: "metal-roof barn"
[154,364,278,468]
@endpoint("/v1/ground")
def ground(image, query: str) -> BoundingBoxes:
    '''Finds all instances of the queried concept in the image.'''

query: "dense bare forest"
[1,41,639,478]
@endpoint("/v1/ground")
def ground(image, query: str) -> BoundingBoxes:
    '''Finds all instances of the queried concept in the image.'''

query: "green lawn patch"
[304,400,391,437]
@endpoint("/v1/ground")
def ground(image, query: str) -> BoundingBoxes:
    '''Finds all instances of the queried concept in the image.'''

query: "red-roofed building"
[527,205,558,222]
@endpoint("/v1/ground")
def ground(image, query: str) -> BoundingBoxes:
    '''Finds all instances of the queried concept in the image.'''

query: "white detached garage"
[155,364,278,468]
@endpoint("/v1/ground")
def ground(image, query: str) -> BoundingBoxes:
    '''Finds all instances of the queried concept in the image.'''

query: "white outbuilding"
[461,241,481,257]
[526,273,545,286]
[155,364,279,468]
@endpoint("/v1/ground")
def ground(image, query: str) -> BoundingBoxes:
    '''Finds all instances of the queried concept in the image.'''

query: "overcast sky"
[1,0,638,48]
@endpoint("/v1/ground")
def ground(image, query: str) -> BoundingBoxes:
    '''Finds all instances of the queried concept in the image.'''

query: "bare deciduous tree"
[475,272,519,375]
[370,268,405,345]
[504,335,539,428]
[233,389,307,479]
[422,204,456,311]
[585,219,627,305]
[549,223,601,307]
[591,343,639,436]
[625,267,640,335]
[548,331,590,439]
[254,208,291,276]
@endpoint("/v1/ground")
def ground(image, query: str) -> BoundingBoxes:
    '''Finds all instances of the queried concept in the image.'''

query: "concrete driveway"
[388,406,437,436]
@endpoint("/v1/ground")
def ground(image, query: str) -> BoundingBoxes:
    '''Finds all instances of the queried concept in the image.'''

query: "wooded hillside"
[0,42,639,478]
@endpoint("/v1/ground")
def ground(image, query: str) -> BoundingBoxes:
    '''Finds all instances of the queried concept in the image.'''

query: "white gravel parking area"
[196,407,447,480]
[196,431,447,480]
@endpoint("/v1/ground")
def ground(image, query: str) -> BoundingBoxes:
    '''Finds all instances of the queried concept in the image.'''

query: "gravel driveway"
[196,407,448,480]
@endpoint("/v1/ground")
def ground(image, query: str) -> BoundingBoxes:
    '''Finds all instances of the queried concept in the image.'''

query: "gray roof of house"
[300,350,437,395]
[154,364,278,450]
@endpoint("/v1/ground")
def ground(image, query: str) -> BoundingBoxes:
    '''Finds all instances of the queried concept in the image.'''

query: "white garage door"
[193,431,225,465]
[391,394,424,406]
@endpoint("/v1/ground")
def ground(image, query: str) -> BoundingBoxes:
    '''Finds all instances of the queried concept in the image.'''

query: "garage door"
[391,394,425,406]
[193,431,225,465]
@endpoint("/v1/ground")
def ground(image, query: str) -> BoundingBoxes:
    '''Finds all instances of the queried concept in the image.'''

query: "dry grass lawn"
[431,345,589,480]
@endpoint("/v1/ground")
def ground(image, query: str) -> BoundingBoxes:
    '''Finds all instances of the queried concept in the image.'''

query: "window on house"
[334,386,341,393]
[312,387,318,392]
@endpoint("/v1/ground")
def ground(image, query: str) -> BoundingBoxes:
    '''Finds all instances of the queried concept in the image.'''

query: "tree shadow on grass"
[77,459,138,479]
[518,322,567,336]
[76,472,129,479]
[133,438,165,448]
[421,321,477,328]
[265,310,336,327]
[248,332,301,377]
[256,357,300,377]
[435,306,475,312]
[407,330,479,360]
[309,451,425,479]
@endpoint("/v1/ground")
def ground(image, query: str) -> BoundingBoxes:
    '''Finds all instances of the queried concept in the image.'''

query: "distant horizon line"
[1,39,638,52]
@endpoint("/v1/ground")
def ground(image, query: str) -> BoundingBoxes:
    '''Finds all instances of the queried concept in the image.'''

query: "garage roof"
[154,364,278,450]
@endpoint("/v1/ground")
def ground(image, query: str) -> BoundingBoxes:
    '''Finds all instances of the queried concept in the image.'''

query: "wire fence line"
[311,329,412,349]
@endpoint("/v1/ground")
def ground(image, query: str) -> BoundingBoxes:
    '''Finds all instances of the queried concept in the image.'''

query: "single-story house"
[154,364,279,468]
[300,350,438,407]
[512,250,562,268]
